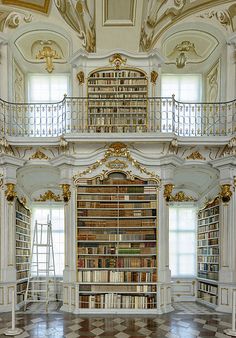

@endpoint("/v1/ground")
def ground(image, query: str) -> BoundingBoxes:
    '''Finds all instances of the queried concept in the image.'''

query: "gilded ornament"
[220,184,232,203]
[106,159,128,170]
[55,0,96,53]
[77,71,85,85]
[73,143,160,184]
[163,184,174,202]
[35,190,62,202]
[36,45,62,73]
[150,70,158,84]
[0,8,32,32]
[29,149,50,160]
[20,196,27,206]
[109,54,127,69]
[171,191,196,202]
[199,8,232,30]
[61,184,71,202]
[5,183,16,202]
[186,151,206,160]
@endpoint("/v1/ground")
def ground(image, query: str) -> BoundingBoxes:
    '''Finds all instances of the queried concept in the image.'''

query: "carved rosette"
[163,184,174,202]
[220,184,232,203]
[5,183,16,202]
[61,184,71,202]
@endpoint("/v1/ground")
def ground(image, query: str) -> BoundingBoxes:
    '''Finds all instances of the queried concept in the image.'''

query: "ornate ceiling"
[1,0,50,13]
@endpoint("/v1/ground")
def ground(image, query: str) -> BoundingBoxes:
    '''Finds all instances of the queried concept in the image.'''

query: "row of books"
[77,246,156,255]
[198,230,219,240]
[197,290,217,304]
[16,241,31,249]
[16,201,30,217]
[198,216,219,225]
[16,249,30,256]
[88,107,146,113]
[16,220,30,236]
[16,255,30,263]
[77,234,156,241]
[88,125,146,133]
[77,257,156,268]
[197,247,219,255]
[16,233,30,242]
[16,263,29,271]
[79,284,156,292]
[78,202,156,209]
[88,86,146,92]
[78,220,155,227]
[198,271,218,280]
[197,256,219,263]
[198,206,219,219]
[16,271,28,280]
[77,270,157,283]
[78,186,154,193]
[90,71,145,78]
[88,79,146,85]
[198,282,218,295]
[197,238,218,247]
[78,194,156,201]
[88,100,146,107]
[80,178,150,185]
[16,211,30,223]
[79,294,155,309]
[78,209,156,217]
[198,263,219,272]
[198,223,219,232]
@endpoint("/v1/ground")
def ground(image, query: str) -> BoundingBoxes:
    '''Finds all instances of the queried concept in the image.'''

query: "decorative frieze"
[35,190,62,202]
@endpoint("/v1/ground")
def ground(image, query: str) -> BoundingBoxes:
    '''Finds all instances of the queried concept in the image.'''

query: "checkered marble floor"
[0,302,233,338]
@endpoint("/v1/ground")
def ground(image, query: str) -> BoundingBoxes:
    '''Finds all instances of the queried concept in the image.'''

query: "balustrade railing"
[0,96,235,137]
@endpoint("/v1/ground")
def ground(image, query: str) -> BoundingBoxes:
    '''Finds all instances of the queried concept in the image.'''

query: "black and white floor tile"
[0,302,234,338]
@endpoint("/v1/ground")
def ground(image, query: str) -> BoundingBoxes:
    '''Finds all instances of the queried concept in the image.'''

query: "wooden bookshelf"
[87,68,148,133]
[15,198,31,305]
[76,173,158,312]
[197,197,219,307]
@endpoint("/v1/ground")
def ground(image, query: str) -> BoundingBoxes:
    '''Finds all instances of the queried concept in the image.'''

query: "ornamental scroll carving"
[0,6,32,32]
[55,0,96,52]
[73,143,160,184]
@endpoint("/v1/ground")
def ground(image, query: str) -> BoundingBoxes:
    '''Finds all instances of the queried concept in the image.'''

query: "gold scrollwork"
[29,149,50,160]
[171,191,196,202]
[220,184,232,203]
[109,54,127,69]
[163,184,174,202]
[186,151,206,160]
[61,184,71,202]
[5,183,16,202]
[35,190,62,202]
[150,70,158,84]
[73,143,160,184]
[77,71,85,85]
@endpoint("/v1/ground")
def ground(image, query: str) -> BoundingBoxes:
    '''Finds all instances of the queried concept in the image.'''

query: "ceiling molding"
[2,0,50,14]
[103,0,136,27]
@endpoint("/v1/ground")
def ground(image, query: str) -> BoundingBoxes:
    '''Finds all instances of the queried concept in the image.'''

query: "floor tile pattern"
[0,302,233,338]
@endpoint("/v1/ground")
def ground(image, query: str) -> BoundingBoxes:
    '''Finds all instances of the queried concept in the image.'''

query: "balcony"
[0,96,235,138]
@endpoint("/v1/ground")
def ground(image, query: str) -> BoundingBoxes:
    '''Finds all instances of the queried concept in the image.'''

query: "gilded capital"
[5,183,16,202]
[220,184,232,203]
[61,184,71,202]
[164,184,174,202]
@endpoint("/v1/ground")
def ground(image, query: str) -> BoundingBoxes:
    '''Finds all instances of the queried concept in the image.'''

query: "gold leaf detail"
[171,191,196,202]
[109,54,127,69]
[29,150,50,160]
[106,159,128,170]
[35,190,62,202]
[186,151,206,160]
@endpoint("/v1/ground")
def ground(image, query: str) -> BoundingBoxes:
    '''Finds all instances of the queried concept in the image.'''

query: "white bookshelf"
[15,198,31,306]
[197,197,219,307]
[76,173,158,312]
[87,68,148,133]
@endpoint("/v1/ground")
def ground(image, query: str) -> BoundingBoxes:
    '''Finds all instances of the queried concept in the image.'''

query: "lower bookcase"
[196,279,218,308]
[74,172,166,313]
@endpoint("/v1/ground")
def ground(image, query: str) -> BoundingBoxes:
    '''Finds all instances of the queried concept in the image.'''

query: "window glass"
[169,206,197,277]
[32,205,64,276]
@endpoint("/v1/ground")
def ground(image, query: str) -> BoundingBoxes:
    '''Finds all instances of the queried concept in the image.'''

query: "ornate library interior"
[0,0,236,337]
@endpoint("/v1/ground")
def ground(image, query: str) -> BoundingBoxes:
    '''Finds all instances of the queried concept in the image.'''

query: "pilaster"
[212,156,236,312]
[0,154,24,311]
